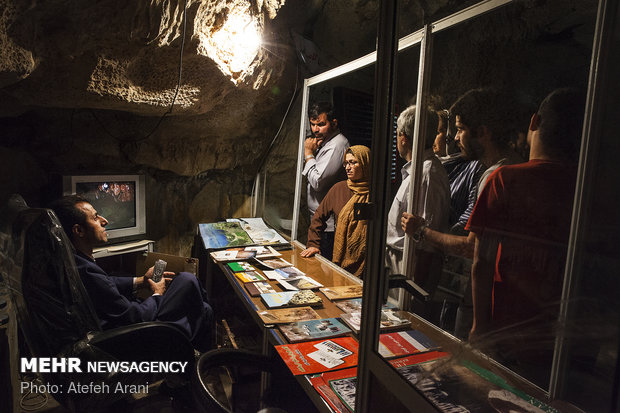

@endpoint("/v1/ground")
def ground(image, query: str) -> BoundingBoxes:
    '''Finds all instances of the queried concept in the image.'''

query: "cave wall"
[0,0,598,257]
[0,0,386,256]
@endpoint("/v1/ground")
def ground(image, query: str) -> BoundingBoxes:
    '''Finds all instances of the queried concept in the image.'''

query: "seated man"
[50,195,213,352]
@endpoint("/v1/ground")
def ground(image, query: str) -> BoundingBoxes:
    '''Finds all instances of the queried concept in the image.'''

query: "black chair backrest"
[8,207,102,358]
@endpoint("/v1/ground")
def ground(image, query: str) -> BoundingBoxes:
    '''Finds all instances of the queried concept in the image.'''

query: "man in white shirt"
[301,101,350,260]
[386,105,450,290]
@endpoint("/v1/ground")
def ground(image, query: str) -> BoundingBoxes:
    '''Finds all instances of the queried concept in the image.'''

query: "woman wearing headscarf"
[301,145,371,278]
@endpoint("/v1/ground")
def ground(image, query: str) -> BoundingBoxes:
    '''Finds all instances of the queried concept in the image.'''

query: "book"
[275,337,359,375]
[320,285,363,300]
[227,217,288,245]
[210,248,256,262]
[210,246,282,262]
[257,307,321,324]
[278,318,352,343]
[323,368,358,412]
[260,290,323,308]
[277,275,323,291]
[388,351,559,413]
[234,271,266,283]
[244,281,276,297]
[255,257,294,269]
[275,266,305,278]
[334,298,397,313]
[199,221,255,250]
[378,330,438,358]
[340,309,412,334]
[309,375,350,413]
[244,245,281,259]
[227,261,256,272]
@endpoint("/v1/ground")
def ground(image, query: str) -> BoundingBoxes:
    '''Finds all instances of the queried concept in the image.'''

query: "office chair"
[193,347,291,413]
[3,197,196,411]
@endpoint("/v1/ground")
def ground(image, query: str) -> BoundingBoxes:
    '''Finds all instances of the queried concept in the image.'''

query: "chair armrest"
[85,321,195,363]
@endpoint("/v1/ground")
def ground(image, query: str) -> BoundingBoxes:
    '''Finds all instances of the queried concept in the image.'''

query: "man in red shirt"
[466,88,585,386]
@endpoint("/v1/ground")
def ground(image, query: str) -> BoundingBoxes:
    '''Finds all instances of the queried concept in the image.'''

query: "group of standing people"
[300,88,584,387]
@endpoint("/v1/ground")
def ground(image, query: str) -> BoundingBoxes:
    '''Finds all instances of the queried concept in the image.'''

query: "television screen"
[75,181,137,231]
[64,174,146,242]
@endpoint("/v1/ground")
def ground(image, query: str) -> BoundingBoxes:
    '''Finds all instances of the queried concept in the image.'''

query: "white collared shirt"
[302,132,349,231]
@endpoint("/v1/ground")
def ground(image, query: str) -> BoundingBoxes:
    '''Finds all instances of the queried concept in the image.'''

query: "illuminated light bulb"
[199,8,262,83]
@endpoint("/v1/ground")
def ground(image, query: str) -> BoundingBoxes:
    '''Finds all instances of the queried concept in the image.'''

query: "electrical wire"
[89,0,188,143]
[250,64,301,215]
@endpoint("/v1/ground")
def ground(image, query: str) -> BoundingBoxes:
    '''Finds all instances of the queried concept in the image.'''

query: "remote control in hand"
[152,259,167,283]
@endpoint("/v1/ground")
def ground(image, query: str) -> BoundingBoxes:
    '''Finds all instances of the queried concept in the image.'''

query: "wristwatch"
[412,222,427,243]
[305,154,314,161]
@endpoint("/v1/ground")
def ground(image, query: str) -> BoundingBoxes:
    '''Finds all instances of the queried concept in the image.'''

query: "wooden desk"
[210,242,361,413]
[210,242,566,413]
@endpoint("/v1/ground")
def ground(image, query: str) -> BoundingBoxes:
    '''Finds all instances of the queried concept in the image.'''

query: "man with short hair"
[301,101,350,260]
[467,88,584,386]
[386,105,450,289]
[402,88,523,259]
[50,195,214,352]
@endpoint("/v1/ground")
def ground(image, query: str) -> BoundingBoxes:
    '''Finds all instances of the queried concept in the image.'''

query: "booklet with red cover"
[275,336,359,376]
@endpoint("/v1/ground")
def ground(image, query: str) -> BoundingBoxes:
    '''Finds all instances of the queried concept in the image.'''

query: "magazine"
[261,290,323,308]
[387,352,559,413]
[254,257,294,269]
[334,298,397,313]
[263,267,305,280]
[227,217,288,245]
[199,221,254,249]
[309,375,350,413]
[275,337,359,375]
[227,261,256,272]
[340,309,412,334]
[320,285,363,300]
[277,275,323,291]
[234,271,266,283]
[257,307,321,324]
[210,245,281,262]
[278,318,352,343]
[244,281,277,297]
[378,330,438,358]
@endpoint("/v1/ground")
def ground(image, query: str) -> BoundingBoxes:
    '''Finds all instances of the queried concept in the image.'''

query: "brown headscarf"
[332,145,371,277]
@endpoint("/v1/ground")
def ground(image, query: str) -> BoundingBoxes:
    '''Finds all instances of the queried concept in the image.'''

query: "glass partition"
[274,0,613,411]
[292,63,376,252]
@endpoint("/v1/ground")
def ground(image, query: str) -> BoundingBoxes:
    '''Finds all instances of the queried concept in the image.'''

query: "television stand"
[93,239,154,259]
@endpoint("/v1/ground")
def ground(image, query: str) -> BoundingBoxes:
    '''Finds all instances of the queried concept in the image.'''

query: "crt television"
[63,175,146,242]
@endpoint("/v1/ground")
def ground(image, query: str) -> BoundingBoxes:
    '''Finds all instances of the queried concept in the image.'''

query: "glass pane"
[378,0,597,403]
[295,64,376,273]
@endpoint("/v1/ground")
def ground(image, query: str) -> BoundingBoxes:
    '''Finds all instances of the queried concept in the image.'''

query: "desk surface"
[211,243,567,413]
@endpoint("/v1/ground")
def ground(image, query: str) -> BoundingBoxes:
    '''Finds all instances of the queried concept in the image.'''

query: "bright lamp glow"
[198,8,261,83]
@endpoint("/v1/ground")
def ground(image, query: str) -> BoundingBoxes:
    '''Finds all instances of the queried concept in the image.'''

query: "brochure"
[244,281,276,296]
[278,318,352,343]
[199,221,254,250]
[275,337,359,375]
[234,271,266,283]
[340,309,412,334]
[334,298,397,313]
[227,261,256,272]
[227,217,288,245]
[257,307,321,324]
[277,276,323,291]
[378,330,438,358]
[320,285,363,300]
[261,290,323,308]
